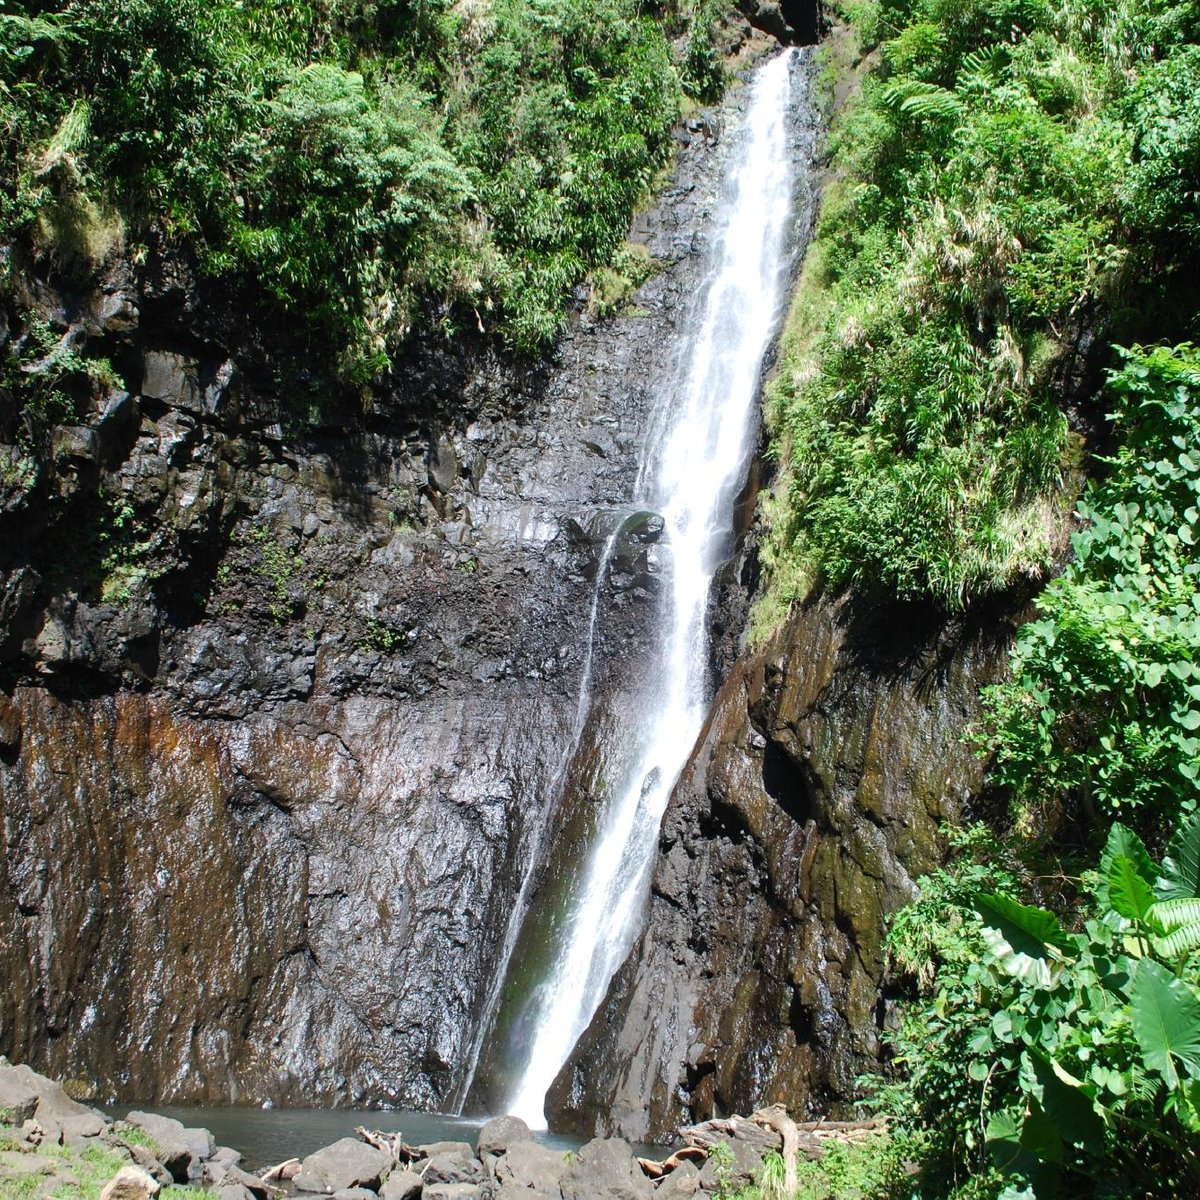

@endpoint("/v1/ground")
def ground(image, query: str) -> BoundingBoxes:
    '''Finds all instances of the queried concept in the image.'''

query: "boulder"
[491,1140,565,1196]
[0,1068,39,1126]
[423,1149,481,1185]
[182,1124,216,1162]
[212,1163,272,1199]
[656,1161,700,1198]
[423,1186,480,1200]
[0,1061,108,1141]
[697,1140,761,1192]
[125,1111,193,1181]
[218,1186,256,1200]
[476,1116,533,1161]
[99,1164,161,1200]
[560,1139,651,1200]
[420,1141,475,1159]
[293,1137,392,1194]
[333,1190,381,1200]
[122,1139,172,1186]
[0,1149,55,1181]
[381,1167,423,1199]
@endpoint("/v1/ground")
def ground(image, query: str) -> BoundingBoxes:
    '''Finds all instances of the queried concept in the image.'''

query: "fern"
[879,79,964,121]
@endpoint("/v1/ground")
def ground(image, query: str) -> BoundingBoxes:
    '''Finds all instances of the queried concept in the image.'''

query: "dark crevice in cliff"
[761,738,813,827]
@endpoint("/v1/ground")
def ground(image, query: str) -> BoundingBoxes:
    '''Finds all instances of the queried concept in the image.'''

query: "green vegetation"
[249,523,304,623]
[0,1,732,378]
[0,1122,192,1199]
[981,346,1200,844]
[0,314,116,453]
[746,0,1200,1192]
[757,0,1200,615]
[806,352,1200,1199]
[876,813,1200,1199]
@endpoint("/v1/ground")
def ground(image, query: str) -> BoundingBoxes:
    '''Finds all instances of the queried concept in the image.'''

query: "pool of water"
[108,1106,583,1171]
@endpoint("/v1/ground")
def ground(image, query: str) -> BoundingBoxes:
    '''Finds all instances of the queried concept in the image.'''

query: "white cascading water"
[506,50,800,1128]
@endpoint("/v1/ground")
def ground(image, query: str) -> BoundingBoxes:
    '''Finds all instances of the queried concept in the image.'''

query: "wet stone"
[381,1167,423,1199]
[476,1115,534,1160]
[294,1138,392,1195]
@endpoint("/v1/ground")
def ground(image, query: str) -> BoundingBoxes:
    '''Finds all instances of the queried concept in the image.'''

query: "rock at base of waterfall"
[424,1184,482,1200]
[293,1137,392,1194]
[423,1147,483,1185]
[0,1060,106,1142]
[560,1138,653,1200]
[476,1115,534,1161]
[98,1165,161,1200]
[491,1140,567,1194]
[124,1141,173,1186]
[208,1162,272,1198]
[657,1160,702,1198]
[697,1139,762,1191]
[124,1111,196,1181]
[381,1166,424,1199]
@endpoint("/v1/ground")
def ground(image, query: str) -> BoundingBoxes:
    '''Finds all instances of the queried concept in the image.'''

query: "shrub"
[983,345,1200,845]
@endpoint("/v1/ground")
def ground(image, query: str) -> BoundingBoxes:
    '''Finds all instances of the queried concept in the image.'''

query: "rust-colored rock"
[0,693,20,748]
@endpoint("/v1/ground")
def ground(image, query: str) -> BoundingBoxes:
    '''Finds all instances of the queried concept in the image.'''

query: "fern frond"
[879,80,963,122]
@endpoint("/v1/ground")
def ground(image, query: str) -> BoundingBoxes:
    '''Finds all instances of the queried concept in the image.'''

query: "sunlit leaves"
[985,345,1200,833]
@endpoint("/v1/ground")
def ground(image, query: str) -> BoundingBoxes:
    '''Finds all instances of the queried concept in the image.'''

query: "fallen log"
[752,1105,799,1193]
[678,1111,891,1164]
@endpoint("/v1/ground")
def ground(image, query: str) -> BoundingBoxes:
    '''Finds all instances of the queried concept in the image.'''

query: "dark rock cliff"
[0,38,787,1109]
[546,594,1021,1140]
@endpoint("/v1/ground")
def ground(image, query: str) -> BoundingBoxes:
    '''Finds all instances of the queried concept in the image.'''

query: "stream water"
[498,49,803,1129]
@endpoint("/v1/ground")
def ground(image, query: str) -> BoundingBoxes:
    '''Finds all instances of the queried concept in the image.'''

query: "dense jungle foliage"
[0,0,728,377]
[747,0,1200,1195]
[758,0,1200,615]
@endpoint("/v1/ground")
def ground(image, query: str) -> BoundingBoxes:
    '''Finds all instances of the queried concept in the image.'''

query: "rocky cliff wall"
[546,593,1022,1140]
[0,36,795,1108]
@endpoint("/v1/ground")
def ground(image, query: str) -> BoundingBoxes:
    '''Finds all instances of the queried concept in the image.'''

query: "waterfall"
[505,49,801,1129]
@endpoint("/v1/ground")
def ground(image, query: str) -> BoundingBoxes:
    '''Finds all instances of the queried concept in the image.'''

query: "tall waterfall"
[507,49,800,1129]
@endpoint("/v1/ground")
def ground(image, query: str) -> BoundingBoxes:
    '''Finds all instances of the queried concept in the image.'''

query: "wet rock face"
[547,594,1020,1140]
[0,58,770,1106]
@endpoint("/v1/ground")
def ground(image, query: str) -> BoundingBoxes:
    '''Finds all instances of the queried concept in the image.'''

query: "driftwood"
[752,1105,800,1193]
[680,1110,891,1165]
[260,1158,299,1183]
[680,1116,781,1152]
[355,1126,423,1164]
[637,1145,708,1178]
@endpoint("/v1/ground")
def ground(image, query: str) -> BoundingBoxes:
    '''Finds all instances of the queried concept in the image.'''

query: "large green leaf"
[1158,812,1200,901]
[1019,1097,1063,1165]
[976,893,1071,987]
[1130,958,1200,1088]
[1029,1051,1104,1153]
[987,1108,1028,1173]
[1102,823,1157,889]
[1106,853,1158,922]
